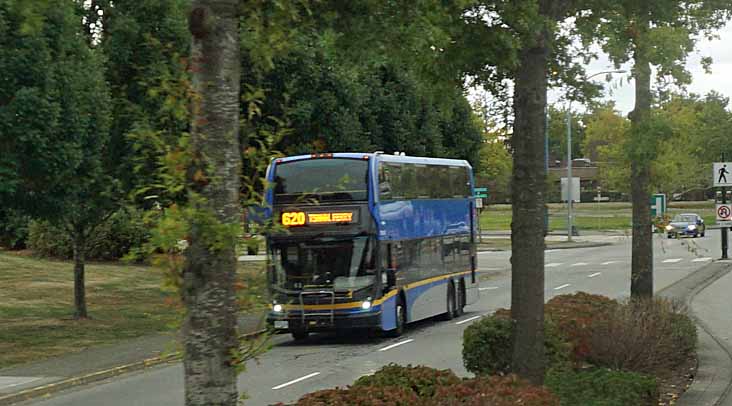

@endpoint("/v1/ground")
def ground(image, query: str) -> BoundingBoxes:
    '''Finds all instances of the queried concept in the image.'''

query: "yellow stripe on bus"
[273,270,473,311]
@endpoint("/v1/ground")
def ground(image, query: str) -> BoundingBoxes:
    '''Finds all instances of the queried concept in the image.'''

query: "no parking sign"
[717,204,732,221]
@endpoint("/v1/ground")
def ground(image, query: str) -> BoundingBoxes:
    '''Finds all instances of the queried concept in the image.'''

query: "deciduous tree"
[577,0,732,298]
[182,1,242,404]
[0,0,113,319]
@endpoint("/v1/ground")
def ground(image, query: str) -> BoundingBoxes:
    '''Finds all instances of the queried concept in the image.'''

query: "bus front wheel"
[387,297,406,337]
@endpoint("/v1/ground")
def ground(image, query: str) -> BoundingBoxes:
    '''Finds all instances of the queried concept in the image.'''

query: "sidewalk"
[0,314,265,406]
[682,263,732,405]
[661,260,732,406]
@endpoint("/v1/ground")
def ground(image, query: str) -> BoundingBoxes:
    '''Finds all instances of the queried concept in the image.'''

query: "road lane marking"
[545,263,563,268]
[554,283,571,290]
[588,272,601,278]
[601,261,618,265]
[455,315,482,325]
[663,258,683,263]
[479,286,499,291]
[272,372,321,390]
[570,262,588,267]
[692,257,712,262]
[378,339,414,352]
[545,249,558,253]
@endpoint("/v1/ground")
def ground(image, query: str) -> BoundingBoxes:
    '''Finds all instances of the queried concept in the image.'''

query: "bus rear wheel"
[454,281,465,317]
[443,284,456,321]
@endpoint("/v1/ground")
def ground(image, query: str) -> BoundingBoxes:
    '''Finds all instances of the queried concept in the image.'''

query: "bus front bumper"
[267,310,382,333]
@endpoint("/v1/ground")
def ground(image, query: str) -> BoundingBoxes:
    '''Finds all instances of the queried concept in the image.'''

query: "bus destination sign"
[281,209,358,226]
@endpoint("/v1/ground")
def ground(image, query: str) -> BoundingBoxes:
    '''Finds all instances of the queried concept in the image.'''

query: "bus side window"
[389,164,404,200]
[379,164,391,200]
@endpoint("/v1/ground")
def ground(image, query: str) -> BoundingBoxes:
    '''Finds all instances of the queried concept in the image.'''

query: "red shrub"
[293,385,419,405]
[544,292,618,362]
[429,375,560,406]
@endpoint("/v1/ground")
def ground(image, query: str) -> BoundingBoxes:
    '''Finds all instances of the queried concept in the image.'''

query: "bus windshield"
[273,159,368,204]
[270,237,376,292]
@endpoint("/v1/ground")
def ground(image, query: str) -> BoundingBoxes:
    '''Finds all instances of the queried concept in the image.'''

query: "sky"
[548,22,732,114]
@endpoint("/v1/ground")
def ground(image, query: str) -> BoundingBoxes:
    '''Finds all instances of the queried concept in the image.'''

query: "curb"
[658,261,732,406]
[0,328,267,406]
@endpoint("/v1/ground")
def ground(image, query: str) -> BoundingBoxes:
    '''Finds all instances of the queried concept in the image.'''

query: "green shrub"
[463,311,570,376]
[27,207,149,261]
[293,385,419,405]
[0,209,30,249]
[584,297,697,374]
[429,375,560,406]
[353,364,460,398]
[546,367,658,406]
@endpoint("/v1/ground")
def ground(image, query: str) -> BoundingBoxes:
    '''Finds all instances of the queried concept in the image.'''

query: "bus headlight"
[688,225,697,231]
[273,303,283,313]
[361,300,372,310]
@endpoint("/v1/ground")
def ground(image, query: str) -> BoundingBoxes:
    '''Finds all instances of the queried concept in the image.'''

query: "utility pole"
[564,70,625,242]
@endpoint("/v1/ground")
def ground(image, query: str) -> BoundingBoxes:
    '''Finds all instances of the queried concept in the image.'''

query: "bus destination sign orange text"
[281,211,355,226]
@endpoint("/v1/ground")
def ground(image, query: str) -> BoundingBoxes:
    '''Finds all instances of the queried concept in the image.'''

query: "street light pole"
[566,109,573,241]
[565,69,626,241]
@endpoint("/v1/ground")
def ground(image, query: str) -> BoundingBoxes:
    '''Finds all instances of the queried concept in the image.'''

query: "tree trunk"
[72,231,88,319]
[510,14,551,385]
[183,1,242,405]
[630,19,654,299]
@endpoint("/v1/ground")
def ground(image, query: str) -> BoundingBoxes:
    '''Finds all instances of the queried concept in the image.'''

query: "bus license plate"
[274,320,289,329]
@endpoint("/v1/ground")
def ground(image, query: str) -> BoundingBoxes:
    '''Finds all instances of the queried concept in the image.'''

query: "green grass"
[0,251,266,369]
[479,201,716,231]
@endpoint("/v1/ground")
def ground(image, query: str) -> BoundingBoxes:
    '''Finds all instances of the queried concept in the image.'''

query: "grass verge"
[0,251,266,369]
[480,201,716,231]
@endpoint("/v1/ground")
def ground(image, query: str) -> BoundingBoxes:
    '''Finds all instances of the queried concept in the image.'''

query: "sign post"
[475,187,488,243]
[714,158,730,259]
[650,194,666,218]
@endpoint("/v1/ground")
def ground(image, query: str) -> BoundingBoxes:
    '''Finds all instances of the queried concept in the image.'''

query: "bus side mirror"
[385,268,397,288]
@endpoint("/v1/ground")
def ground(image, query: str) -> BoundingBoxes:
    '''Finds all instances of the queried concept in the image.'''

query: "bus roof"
[274,153,471,168]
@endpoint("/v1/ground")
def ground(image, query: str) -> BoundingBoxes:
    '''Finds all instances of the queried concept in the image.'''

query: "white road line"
[601,261,618,265]
[570,262,588,267]
[272,372,321,390]
[554,283,571,290]
[692,257,712,262]
[663,258,683,263]
[378,338,414,352]
[479,286,499,291]
[545,249,558,253]
[455,315,482,325]
[588,272,602,278]
[545,263,563,268]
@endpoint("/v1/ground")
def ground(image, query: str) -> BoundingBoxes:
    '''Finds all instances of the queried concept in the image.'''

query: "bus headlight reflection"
[361,301,372,310]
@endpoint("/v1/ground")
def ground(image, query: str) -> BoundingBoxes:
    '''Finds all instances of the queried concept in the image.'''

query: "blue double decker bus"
[264,152,479,340]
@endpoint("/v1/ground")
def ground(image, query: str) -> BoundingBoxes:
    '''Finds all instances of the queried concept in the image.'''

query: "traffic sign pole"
[722,153,728,259]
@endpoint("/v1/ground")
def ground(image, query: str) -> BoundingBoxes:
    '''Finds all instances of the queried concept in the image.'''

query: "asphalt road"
[28,232,725,406]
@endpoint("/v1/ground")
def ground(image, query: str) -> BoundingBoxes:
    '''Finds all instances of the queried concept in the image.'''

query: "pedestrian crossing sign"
[713,162,732,187]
